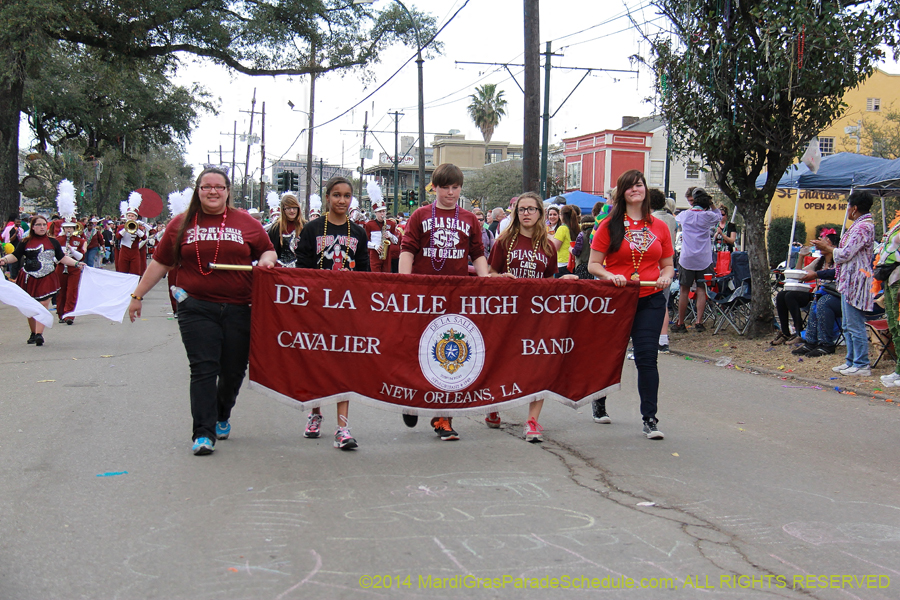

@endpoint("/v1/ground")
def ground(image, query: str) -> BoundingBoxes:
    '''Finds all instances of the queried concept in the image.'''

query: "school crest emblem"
[419,315,485,391]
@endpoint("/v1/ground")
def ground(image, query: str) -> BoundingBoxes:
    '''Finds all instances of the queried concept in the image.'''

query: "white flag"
[63,267,139,323]
[0,277,54,328]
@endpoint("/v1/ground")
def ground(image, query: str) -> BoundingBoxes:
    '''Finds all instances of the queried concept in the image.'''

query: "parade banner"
[248,269,639,416]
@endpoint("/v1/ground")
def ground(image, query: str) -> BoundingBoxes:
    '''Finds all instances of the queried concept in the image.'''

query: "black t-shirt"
[713,222,737,252]
[296,216,370,271]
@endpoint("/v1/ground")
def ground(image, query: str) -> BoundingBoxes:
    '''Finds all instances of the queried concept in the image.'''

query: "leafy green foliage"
[467,83,508,144]
[463,161,522,211]
[767,217,806,269]
[859,106,900,159]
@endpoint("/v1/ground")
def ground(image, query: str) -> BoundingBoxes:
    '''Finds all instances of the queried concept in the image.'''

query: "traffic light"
[409,190,417,208]
[289,171,298,191]
[276,171,287,192]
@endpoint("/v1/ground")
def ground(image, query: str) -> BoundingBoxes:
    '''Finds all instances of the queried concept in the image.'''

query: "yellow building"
[767,68,900,236]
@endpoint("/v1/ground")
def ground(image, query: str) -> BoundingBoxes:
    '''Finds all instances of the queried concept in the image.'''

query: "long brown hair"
[559,205,579,237]
[496,192,554,257]
[24,215,48,243]
[605,170,652,254]
[278,194,305,237]
[173,168,234,266]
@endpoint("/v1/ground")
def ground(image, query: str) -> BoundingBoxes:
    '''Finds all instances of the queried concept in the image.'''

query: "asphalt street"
[0,283,898,600]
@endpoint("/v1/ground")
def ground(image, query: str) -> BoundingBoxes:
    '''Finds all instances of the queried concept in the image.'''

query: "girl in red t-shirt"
[589,170,674,440]
[488,192,578,442]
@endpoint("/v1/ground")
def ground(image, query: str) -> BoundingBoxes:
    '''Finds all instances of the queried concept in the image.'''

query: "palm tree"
[467,84,507,146]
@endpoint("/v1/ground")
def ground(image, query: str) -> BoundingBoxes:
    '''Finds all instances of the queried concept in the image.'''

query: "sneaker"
[643,419,665,439]
[770,331,789,346]
[65,318,74,325]
[304,413,323,438]
[881,372,900,387]
[524,418,544,443]
[34,333,44,347]
[832,362,852,372]
[402,414,418,428]
[215,420,231,440]
[841,365,871,376]
[431,417,459,441]
[694,322,706,333]
[658,344,670,354]
[791,344,814,356]
[626,350,635,360]
[333,427,358,450]
[806,345,835,358]
[192,437,215,455]
[671,323,688,333]
[592,400,611,423]
[485,412,501,428]
[58,317,65,324]
[27,332,35,344]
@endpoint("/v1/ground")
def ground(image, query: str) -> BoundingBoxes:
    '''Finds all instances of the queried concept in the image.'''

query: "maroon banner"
[248,269,639,416]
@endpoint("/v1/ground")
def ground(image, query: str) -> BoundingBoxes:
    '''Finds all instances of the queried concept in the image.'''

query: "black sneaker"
[791,344,814,356]
[670,323,688,333]
[806,345,836,357]
[592,399,611,423]
[658,344,670,354]
[27,332,36,344]
[642,419,664,439]
[431,417,459,441]
[694,322,706,333]
[34,333,44,347]
[402,414,418,428]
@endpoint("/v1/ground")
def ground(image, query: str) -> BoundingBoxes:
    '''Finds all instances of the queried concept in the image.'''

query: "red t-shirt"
[154,209,274,304]
[489,234,557,279]
[591,216,673,297]
[400,205,484,276]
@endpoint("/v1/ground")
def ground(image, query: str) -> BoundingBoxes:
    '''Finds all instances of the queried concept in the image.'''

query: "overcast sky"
[172,0,668,181]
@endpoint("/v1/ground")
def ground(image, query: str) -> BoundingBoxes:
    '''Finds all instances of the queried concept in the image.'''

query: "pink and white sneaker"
[524,418,543,443]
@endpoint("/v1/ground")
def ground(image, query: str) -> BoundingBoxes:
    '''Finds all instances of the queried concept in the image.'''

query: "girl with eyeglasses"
[486,192,578,441]
[128,168,278,456]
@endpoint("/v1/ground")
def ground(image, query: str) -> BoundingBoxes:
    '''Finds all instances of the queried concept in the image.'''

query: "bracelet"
[130,293,143,301]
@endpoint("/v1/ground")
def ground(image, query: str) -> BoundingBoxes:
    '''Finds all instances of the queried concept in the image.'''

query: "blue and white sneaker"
[215,420,231,440]
[192,437,215,455]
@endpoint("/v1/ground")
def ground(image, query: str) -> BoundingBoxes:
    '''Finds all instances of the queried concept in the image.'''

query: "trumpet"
[125,220,139,234]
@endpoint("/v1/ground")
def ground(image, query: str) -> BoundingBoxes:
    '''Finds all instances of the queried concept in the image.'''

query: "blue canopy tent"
[548,190,606,213]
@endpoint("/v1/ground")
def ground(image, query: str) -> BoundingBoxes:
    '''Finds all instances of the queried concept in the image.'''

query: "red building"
[563,128,653,196]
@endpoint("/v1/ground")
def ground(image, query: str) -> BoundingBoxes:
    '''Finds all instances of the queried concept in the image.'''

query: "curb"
[666,348,898,404]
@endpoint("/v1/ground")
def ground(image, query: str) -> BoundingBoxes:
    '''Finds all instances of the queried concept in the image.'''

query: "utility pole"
[241,88,257,207]
[523,0,541,193]
[305,52,317,220]
[319,158,324,199]
[231,122,237,194]
[539,41,562,199]
[358,111,369,203]
[260,101,266,210]
[390,111,404,217]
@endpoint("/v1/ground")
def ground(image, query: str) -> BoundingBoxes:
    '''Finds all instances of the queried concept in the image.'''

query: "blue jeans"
[631,291,667,422]
[841,297,869,367]
[806,293,842,346]
[85,247,100,268]
[177,297,252,441]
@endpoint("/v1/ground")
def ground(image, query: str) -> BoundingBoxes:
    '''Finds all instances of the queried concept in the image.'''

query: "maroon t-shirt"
[489,234,557,279]
[400,205,484,276]
[154,209,274,304]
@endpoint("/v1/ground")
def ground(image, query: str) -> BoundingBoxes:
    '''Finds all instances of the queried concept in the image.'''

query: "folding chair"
[865,319,897,368]
[712,251,752,335]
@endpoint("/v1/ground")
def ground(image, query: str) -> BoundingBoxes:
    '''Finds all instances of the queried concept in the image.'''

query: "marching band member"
[0,215,85,346]
[268,193,305,267]
[486,192,578,441]
[398,163,489,440]
[364,196,400,273]
[295,176,370,450]
[116,208,147,275]
[54,218,87,325]
[128,168,277,456]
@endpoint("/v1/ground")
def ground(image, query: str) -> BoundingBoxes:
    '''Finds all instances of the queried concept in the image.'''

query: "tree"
[0,0,438,219]
[857,106,900,159]
[645,0,898,337]
[467,83,508,145]
[463,160,522,210]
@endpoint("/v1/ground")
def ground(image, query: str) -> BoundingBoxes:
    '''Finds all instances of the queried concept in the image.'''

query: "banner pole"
[209,263,254,271]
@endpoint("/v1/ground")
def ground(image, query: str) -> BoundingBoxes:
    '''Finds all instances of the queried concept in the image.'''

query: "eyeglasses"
[476,217,484,221]
[517,207,539,215]
[199,185,228,192]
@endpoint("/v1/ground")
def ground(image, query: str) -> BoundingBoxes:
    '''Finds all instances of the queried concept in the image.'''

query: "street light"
[288,100,315,217]
[354,0,426,205]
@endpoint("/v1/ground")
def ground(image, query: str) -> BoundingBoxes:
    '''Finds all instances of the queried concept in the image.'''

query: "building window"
[485,149,503,164]
[649,160,665,186]
[867,98,881,112]
[819,136,834,156]
[685,161,700,180]
[566,162,582,189]
[507,150,523,160]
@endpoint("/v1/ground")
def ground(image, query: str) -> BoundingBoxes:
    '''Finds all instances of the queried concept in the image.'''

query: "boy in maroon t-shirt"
[399,163,489,440]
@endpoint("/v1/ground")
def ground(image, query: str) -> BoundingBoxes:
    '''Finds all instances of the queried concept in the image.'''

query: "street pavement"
[0,284,898,600]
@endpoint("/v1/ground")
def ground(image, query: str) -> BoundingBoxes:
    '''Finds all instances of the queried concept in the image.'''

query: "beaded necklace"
[624,216,649,281]
[195,208,227,276]
[429,202,460,272]
[505,229,541,278]
[317,212,354,270]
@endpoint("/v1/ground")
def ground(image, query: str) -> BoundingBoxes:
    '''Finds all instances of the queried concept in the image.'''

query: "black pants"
[177,297,252,441]
[776,290,812,335]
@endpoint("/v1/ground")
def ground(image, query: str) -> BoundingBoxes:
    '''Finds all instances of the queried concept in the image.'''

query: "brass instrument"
[377,217,391,260]
[75,222,84,236]
[125,220,139,234]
